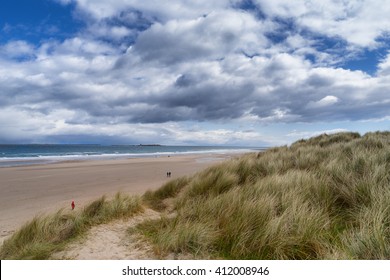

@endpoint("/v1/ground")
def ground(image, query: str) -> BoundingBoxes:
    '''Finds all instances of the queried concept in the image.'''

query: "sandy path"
[53,208,161,260]
[0,154,233,244]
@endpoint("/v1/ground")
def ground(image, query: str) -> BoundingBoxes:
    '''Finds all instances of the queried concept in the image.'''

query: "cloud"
[1,1,390,145]
[1,38,389,127]
[307,95,339,109]
[130,10,268,65]
[286,128,350,139]
[0,104,265,145]
[65,0,232,21]
[0,41,36,59]
[377,51,390,76]
[255,0,390,47]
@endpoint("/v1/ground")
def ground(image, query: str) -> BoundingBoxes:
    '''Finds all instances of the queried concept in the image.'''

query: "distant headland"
[138,144,162,147]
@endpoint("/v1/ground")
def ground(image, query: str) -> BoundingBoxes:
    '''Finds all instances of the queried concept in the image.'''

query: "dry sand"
[0,154,233,243]
[53,208,162,260]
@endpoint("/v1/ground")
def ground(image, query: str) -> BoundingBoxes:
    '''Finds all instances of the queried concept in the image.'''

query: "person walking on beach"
[71,201,75,210]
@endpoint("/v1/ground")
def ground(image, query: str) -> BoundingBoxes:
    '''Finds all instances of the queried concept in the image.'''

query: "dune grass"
[143,177,190,211]
[0,193,143,259]
[137,131,390,259]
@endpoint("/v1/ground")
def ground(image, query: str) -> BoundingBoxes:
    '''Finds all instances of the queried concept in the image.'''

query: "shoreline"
[0,152,247,243]
[0,148,257,168]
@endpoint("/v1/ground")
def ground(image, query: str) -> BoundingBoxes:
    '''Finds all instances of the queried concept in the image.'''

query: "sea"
[0,144,264,167]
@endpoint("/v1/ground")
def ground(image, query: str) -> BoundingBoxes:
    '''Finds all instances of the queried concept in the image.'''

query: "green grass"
[137,131,390,259]
[0,193,143,259]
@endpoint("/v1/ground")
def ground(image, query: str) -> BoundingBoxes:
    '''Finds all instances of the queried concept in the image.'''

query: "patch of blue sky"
[299,29,390,74]
[341,48,384,75]
[0,0,83,44]
[264,16,297,44]
[341,40,390,76]
[299,29,349,56]
[233,0,266,20]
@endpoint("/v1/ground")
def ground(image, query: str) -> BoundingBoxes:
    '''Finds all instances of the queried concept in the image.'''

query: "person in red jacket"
[71,201,75,210]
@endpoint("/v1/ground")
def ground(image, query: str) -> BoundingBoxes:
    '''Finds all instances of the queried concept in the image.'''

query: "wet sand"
[0,154,233,242]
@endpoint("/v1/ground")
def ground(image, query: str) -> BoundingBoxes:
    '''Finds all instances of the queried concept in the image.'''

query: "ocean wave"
[0,148,259,167]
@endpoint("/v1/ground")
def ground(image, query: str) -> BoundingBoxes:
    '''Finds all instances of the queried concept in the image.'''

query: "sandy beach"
[0,154,233,242]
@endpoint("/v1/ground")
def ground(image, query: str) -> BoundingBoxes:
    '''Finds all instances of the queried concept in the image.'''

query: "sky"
[1,0,390,146]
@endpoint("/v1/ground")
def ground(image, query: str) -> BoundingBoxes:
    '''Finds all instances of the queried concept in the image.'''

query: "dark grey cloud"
[174,74,195,88]
[133,24,212,65]
[306,73,334,87]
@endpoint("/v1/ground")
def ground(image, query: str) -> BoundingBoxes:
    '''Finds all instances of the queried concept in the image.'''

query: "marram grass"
[137,132,390,259]
[143,176,190,211]
[0,193,143,259]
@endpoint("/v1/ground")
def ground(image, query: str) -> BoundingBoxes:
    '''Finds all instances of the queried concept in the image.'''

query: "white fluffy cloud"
[307,95,339,109]
[0,41,36,59]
